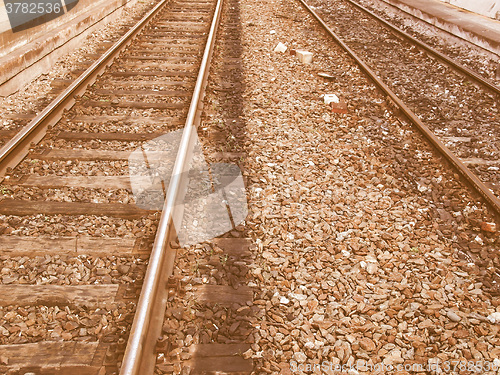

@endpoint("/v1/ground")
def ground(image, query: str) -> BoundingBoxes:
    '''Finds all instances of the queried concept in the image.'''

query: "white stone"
[384,349,404,365]
[289,293,307,301]
[274,42,287,53]
[324,94,340,105]
[294,352,307,363]
[280,296,290,304]
[446,310,461,322]
[312,313,324,323]
[296,50,313,64]
[366,262,378,275]
[304,341,315,349]
[487,312,500,323]
[253,351,263,358]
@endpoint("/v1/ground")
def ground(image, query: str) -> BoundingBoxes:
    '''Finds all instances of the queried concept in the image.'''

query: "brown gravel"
[0,254,145,286]
[1,0,499,373]
[0,303,135,345]
[239,0,499,372]
[2,186,134,204]
[12,159,131,177]
[55,116,185,134]
[159,0,500,373]
[0,213,159,237]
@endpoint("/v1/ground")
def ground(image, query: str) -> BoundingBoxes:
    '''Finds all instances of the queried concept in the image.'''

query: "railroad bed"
[0,0,220,372]
[0,0,499,374]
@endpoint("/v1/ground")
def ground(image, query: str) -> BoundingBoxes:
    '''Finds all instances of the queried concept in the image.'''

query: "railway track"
[302,0,500,217]
[295,0,500,300]
[0,0,240,373]
[362,0,500,67]
[0,0,499,373]
[151,0,256,373]
[345,0,500,95]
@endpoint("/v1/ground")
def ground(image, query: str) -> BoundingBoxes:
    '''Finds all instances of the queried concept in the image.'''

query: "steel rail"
[345,0,500,95]
[298,0,500,217]
[119,0,224,372]
[0,0,170,179]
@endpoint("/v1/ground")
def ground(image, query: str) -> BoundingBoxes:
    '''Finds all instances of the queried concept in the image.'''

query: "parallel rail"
[377,0,500,58]
[119,0,224,373]
[299,0,500,217]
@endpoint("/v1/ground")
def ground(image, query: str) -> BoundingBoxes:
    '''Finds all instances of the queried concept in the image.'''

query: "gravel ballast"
[0,0,499,372]
[160,0,500,373]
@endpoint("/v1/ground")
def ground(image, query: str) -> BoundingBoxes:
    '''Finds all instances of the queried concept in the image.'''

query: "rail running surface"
[298,0,500,218]
[119,0,224,372]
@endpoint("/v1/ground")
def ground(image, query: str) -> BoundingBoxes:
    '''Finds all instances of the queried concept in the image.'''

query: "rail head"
[119,0,224,373]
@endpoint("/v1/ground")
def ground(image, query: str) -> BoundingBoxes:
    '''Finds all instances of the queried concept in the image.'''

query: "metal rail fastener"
[298,0,500,217]
[119,0,224,373]
[0,0,170,179]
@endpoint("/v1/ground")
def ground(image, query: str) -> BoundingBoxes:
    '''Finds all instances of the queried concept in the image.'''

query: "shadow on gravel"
[157,0,258,373]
